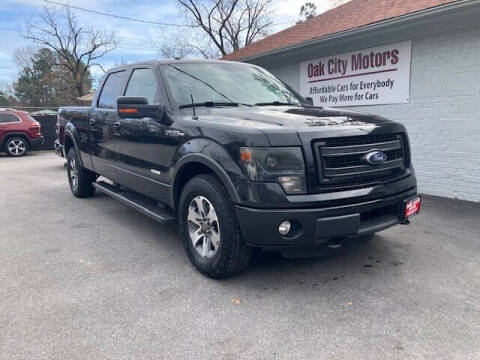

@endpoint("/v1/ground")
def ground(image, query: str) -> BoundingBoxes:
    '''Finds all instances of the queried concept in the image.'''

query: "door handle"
[113,122,121,128]
[89,119,96,125]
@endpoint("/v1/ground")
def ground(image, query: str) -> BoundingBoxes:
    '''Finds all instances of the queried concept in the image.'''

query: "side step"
[93,181,177,224]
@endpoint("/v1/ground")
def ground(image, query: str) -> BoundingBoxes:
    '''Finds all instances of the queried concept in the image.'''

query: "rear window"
[0,113,21,123]
[26,115,39,124]
[98,71,127,109]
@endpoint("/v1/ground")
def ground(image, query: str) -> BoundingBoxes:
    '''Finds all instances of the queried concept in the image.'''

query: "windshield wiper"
[179,101,240,109]
[254,101,300,106]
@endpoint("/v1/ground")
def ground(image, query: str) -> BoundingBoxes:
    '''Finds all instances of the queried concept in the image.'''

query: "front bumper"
[54,139,64,158]
[235,187,417,250]
[30,136,44,148]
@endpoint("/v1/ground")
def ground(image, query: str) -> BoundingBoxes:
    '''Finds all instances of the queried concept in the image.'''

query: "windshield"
[162,62,305,108]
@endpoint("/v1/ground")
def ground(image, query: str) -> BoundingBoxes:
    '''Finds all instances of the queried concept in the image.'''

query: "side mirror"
[305,97,314,106]
[117,96,164,120]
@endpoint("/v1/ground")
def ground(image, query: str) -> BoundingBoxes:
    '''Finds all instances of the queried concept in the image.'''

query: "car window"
[98,70,127,109]
[163,63,303,107]
[124,68,159,104]
[0,113,21,123]
[26,115,38,123]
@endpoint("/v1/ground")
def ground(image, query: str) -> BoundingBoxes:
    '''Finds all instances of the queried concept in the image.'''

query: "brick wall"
[265,27,480,202]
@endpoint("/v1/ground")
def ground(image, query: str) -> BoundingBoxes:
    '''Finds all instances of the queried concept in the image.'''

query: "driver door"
[112,66,171,203]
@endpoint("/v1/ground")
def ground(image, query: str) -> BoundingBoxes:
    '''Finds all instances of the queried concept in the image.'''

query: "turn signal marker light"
[119,108,138,115]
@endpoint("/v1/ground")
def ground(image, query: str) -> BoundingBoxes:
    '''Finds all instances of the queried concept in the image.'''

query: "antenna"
[190,94,198,120]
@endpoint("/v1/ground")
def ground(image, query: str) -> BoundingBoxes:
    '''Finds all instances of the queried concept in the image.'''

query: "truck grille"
[314,134,406,186]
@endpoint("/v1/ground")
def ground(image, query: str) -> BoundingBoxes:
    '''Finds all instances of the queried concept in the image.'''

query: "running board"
[93,181,176,224]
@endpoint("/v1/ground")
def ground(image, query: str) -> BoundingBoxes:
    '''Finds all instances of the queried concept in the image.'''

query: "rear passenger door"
[90,70,128,181]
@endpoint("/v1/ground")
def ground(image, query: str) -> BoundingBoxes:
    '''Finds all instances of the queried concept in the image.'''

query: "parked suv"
[57,60,421,278]
[0,109,44,157]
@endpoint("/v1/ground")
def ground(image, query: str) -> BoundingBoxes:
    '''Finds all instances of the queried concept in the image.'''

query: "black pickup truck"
[56,59,420,278]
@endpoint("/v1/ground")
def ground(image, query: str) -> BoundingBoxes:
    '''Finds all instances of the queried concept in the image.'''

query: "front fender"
[169,138,248,207]
[170,153,241,206]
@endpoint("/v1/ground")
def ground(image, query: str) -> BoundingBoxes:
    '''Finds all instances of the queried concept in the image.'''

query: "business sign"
[300,41,411,107]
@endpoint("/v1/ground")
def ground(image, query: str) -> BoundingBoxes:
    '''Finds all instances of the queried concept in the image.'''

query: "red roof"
[223,0,458,60]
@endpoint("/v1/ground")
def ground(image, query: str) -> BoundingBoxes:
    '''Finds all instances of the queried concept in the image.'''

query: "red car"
[0,109,44,157]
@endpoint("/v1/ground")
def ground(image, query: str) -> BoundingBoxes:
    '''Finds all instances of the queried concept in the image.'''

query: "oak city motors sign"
[300,41,411,107]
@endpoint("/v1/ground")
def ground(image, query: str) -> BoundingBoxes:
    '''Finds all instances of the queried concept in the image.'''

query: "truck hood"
[193,105,398,146]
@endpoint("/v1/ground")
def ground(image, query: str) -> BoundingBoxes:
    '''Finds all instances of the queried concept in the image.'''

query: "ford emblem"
[365,151,387,165]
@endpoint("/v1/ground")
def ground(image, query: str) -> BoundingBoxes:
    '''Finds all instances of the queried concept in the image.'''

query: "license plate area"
[403,196,422,219]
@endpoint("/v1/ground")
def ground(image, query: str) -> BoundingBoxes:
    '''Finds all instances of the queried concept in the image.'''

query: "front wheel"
[66,148,96,198]
[178,174,251,278]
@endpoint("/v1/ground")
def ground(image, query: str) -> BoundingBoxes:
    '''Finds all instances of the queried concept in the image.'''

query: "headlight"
[239,147,306,194]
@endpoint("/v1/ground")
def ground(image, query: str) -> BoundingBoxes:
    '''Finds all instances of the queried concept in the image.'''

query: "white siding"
[265,27,480,202]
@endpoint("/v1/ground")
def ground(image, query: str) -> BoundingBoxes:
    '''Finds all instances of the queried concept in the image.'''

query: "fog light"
[279,220,291,236]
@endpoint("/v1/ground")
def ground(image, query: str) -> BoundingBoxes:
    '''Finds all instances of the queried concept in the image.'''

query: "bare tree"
[298,2,317,22]
[177,0,273,57]
[157,27,218,59]
[13,46,38,70]
[23,6,118,100]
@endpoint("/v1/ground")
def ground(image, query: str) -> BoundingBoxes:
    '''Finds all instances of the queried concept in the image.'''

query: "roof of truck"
[107,59,248,73]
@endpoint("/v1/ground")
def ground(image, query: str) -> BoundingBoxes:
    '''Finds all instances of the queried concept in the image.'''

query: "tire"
[4,137,29,157]
[178,174,252,278]
[66,148,96,198]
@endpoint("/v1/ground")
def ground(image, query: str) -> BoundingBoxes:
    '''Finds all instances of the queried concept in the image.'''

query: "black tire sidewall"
[179,175,242,276]
[67,148,80,196]
[5,137,28,157]
[66,148,95,198]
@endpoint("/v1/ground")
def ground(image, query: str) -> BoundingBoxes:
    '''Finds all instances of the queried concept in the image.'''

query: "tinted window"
[0,113,21,123]
[125,68,159,104]
[98,71,127,109]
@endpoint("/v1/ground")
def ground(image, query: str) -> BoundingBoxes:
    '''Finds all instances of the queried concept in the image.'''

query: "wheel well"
[64,136,74,156]
[174,162,214,209]
[3,133,30,148]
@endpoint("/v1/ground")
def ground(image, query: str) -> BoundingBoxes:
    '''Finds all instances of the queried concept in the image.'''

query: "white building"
[225,0,480,202]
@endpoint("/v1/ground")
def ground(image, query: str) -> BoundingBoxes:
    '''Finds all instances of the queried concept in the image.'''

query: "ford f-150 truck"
[56,60,421,278]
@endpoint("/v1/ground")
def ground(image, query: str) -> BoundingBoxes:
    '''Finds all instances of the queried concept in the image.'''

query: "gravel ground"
[1,151,479,360]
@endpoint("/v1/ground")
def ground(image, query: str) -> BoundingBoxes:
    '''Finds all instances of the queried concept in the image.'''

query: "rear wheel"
[5,137,28,157]
[67,148,96,198]
[178,174,251,278]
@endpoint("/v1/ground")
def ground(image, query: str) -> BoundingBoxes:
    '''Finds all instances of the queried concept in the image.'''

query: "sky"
[0,0,340,92]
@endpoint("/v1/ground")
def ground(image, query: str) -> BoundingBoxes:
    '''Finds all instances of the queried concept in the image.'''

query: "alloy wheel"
[69,157,79,191]
[7,139,26,156]
[187,196,221,259]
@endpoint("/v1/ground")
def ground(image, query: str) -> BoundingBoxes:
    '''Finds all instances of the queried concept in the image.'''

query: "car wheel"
[5,137,28,157]
[66,148,96,198]
[178,174,252,278]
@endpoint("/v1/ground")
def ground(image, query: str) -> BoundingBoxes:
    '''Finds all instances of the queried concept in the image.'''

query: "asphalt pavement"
[1,151,479,359]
